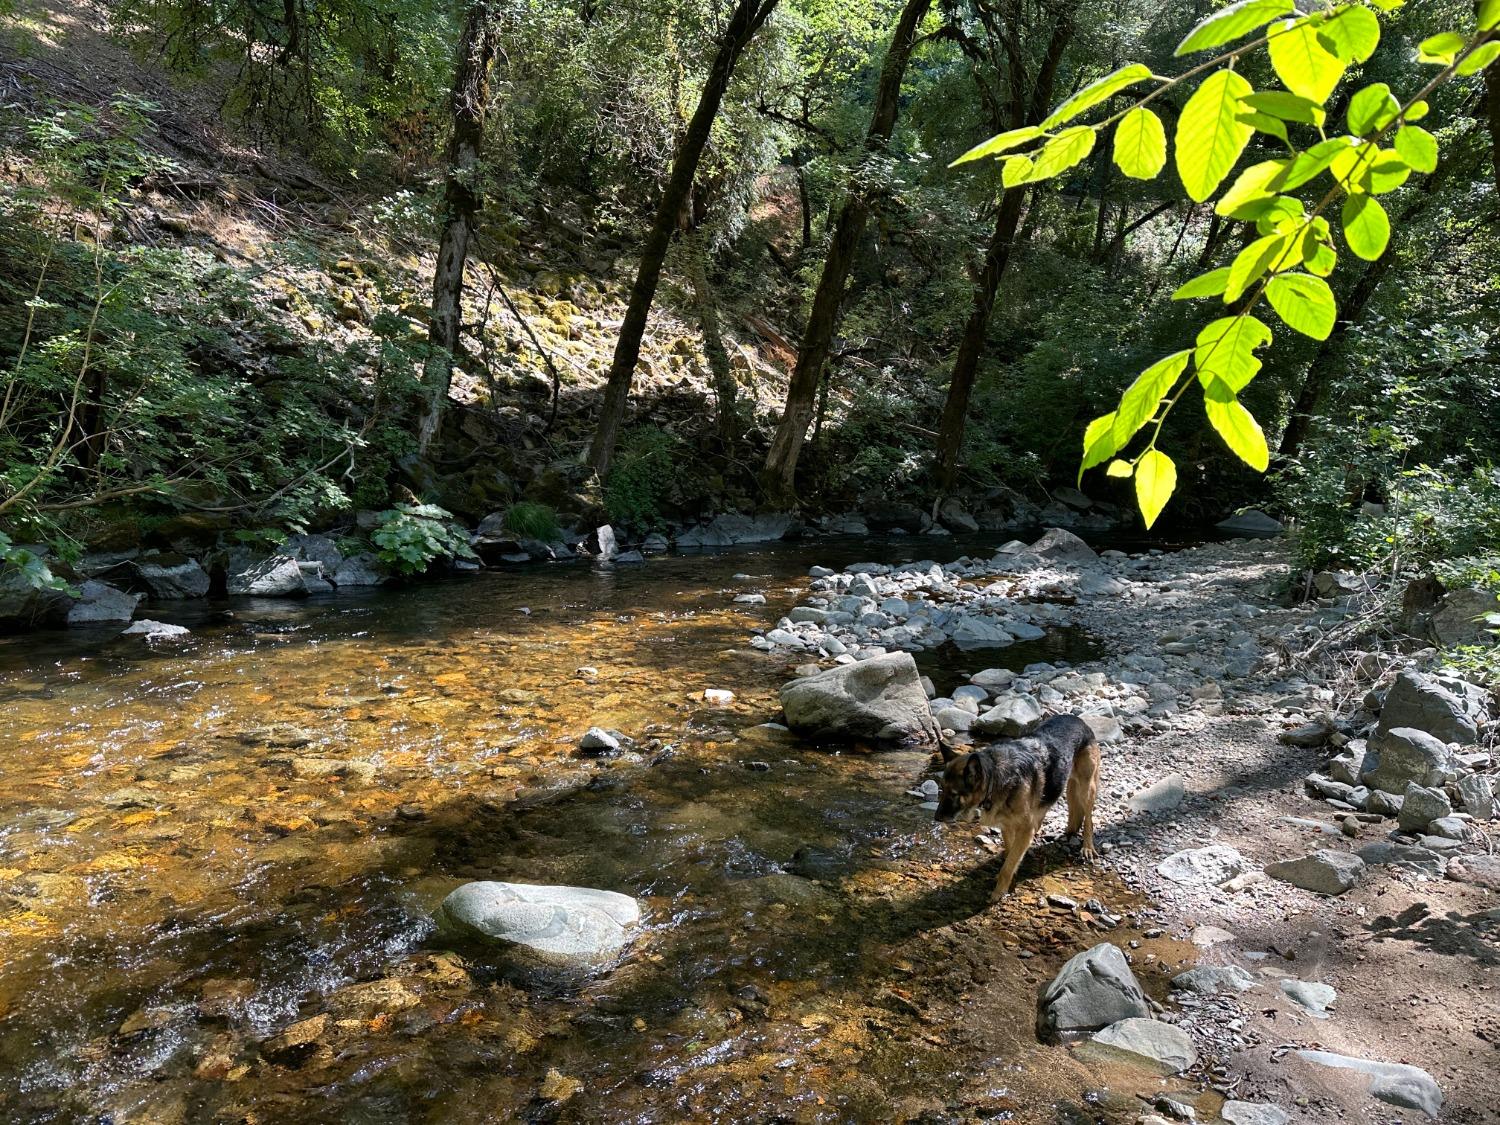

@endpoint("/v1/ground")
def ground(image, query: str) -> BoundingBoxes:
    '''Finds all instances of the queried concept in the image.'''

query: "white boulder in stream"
[779,651,938,746]
[434,881,641,973]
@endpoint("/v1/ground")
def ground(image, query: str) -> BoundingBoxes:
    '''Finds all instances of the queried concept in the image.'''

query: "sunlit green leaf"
[1105,459,1134,478]
[1175,0,1296,56]
[1394,125,1438,172]
[1113,107,1168,179]
[1457,41,1500,75]
[1002,155,1034,187]
[1238,111,1288,141]
[1135,448,1177,528]
[1417,31,1464,64]
[1347,82,1399,135]
[1480,0,1500,30]
[1172,267,1231,300]
[1319,5,1381,63]
[1365,151,1411,194]
[1224,233,1287,302]
[1195,315,1273,392]
[1203,383,1270,471]
[1266,272,1337,339]
[1268,17,1347,103]
[1080,411,1121,480]
[1028,125,1097,182]
[1043,64,1154,129]
[1273,136,1354,191]
[1240,90,1325,125]
[1342,194,1390,259]
[1175,68,1255,202]
[1111,350,1191,448]
[1215,160,1288,217]
[950,126,1042,167]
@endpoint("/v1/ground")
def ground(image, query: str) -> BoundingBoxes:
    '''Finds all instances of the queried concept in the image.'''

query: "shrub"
[604,426,687,530]
[370,503,476,575]
[501,501,560,541]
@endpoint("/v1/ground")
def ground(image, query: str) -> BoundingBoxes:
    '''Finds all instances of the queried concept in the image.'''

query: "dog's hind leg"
[1065,739,1100,861]
[991,810,1043,902]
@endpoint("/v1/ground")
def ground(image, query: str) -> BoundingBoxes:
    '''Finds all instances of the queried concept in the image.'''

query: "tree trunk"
[685,231,739,452]
[416,0,499,457]
[795,156,813,254]
[1486,60,1500,194]
[760,0,932,506]
[930,9,1073,494]
[586,0,778,478]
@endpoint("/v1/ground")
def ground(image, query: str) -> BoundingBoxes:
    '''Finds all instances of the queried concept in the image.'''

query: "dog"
[933,714,1100,901]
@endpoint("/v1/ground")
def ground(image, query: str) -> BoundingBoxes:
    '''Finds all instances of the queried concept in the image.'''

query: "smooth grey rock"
[971,693,1043,737]
[1361,726,1455,792]
[971,667,1017,689]
[1457,773,1495,820]
[1037,942,1151,1041]
[1128,774,1186,814]
[1088,1017,1197,1074]
[1157,845,1248,886]
[641,533,669,553]
[284,533,342,571]
[119,553,210,599]
[1081,712,1124,743]
[1280,722,1331,747]
[1216,509,1284,537]
[1172,965,1257,995]
[933,706,975,733]
[66,580,140,625]
[1446,855,1500,889]
[1431,586,1500,646]
[434,881,640,972]
[677,512,791,548]
[121,619,191,644]
[1030,527,1099,564]
[1265,850,1364,895]
[1425,815,1467,840]
[734,593,768,606]
[1365,788,1404,817]
[1220,1101,1290,1125]
[1357,841,1446,877]
[1294,1049,1442,1117]
[332,553,387,587]
[1280,979,1336,1018]
[1378,669,1484,745]
[1396,782,1452,832]
[228,555,307,597]
[949,614,1013,650]
[579,727,622,754]
[779,651,938,746]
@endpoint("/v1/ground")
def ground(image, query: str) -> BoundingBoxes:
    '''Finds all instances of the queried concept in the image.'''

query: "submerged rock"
[434,881,641,973]
[779,652,938,746]
[1037,942,1150,1041]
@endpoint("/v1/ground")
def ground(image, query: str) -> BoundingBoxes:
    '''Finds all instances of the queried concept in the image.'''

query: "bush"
[371,503,476,575]
[604,426,687,530]
[501,501,560,541]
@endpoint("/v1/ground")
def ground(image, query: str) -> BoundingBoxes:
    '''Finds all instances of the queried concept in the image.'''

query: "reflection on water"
[0,538,1185,1123]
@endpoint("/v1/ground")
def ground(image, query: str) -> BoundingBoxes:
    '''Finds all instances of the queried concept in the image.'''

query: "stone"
[1030,527,1098,564]
[734,593,767,606]
[971,668,1016,689]
[434,881,641,973]
[1365,788,1404,817]
[1356,841,1446,877]
[1279,722,1331,747]
[1087,1017,1197,1075]
[66,580,140,625]
[1129,775,1185,814]
[971,693,1043,738]
[284,534,342,571]
[1265,850,1364,895]
[579,727,623,755]
[787,845,843,880]
[1430,586,1500,646]
[1036,942,1151,1041]
[1446,855,1500,889]
[1171,965,1257,995]
[1294,1050,1442,1118]
[779,651,938,746]
[1360,727,1455,792]
[1081,713,1123,744]
[642,533,669,553]
[588,524,617,559]
[332,553,387,587]
[702,689,735,705]
[1457,774,1495,820]
[228,555,307,597]
[1425,815,1467,840]
[1157,845,1248,886]
[1052,486,1093,511]
[118,552,211,599]
[121,619,191,644]
[1220,1102,1290,1125]
[1396,782,1452,832]
[949,614,1014,650]
[677,513,792,548]
[1377,669,1484,745]
[1215,509,1284,537]
[933,706,974,733]
[261,1014,329,1066]
[1280,979,1336,1018]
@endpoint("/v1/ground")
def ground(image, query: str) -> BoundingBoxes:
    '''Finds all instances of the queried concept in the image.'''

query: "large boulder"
[434,881,641,973]
[677,513,792,549]
[1430,586,1499,647]
[971,693,1043,738]
[65,580,140,625]
[1396,782,1452,832]
[1265,850,1364,895]
[1216,509,1284,537]
[1360,726,1456,792]
[227,555,307,597]
[1377,669,1486,745]
[949,614,1014,650]
[284,533,343,572]
[1294,1050,1443,1118]
[780,652,938,746]
[107,552,211,599]
[332,553,389,587]
[0,562,70,629]
[1037,942,1151,1041]
[1029,527,1098,565]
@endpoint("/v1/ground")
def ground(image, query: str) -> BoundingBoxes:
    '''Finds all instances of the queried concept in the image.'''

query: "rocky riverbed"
[751,529,1498,1123]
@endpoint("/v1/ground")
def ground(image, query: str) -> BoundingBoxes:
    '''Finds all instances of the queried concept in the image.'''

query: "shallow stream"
[0,537,1189,1123]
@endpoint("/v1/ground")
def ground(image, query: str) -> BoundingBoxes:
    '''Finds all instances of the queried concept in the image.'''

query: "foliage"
[0,531,71,594]
[370,502,476,574]
[501,501,561,542]
[951,0,1500,527]
[604,426,691,531]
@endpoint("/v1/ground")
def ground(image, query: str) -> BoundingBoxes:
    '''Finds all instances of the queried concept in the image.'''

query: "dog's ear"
[964,753,986,782]
[938,741,958,763]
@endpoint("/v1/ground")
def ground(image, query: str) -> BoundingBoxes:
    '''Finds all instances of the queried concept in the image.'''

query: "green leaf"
[1175,68,1256,202]
[1365,151,1411,194]
[1002,155,1034,187]
[1111,350,1191,448]
[1223,233,1287,303]
[1457,41,1500,75]
[1113,107,1168,179]
[1319,5,1381,63]
[1266,272,1337,339]
[1238,110,1288,142]
[950,126,1042,167]
[1215,159,1288,217]
[1172,267,1231,300]
[1481,0,1500,30]
[1268,17,1347,103]
[1272,136,1353,190]
[1240,90,1326,125]
[1042,64,1153,129]
[1417,31,1464,64]
[1347,82,1399,135]
[1105,459,1134,478]
[1195,315,1273,392]
[1341,194,1390,259]
[1135,449,1177,529]
[1080,411,1121,481]
[1175,0,1296,56]
[1394,125,1438,173]
[1028,125,1097,182]
[1329,141,1379,191]
[1203,384,1270,471]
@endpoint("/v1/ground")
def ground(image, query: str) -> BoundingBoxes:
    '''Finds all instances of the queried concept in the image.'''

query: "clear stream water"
[0,536,1193,1124]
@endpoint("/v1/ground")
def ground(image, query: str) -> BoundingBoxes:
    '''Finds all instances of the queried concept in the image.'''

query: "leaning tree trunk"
[684,230,739,452]
[760,0,932,506]
[586,0,779,478]
[931,9,1073,494]
[416,0,499,457]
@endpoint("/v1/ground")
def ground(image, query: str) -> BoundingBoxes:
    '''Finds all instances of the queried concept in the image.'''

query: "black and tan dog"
[934,714,1100,901]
